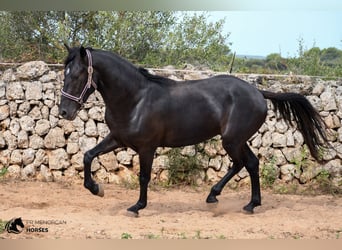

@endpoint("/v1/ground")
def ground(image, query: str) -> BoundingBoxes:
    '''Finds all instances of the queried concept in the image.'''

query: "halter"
[61,49,97,104]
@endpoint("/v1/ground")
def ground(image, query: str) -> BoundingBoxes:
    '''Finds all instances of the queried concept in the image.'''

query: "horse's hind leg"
[83,133,120,196]
[206,141,244,203]
[206,142,262,214]
[242,145,261,213]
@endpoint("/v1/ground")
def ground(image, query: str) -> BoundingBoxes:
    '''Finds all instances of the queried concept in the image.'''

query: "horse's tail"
[261,90,330,162]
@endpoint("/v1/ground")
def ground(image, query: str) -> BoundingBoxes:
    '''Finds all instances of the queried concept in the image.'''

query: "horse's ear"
[64,43,71,52]
[80,46,87,58]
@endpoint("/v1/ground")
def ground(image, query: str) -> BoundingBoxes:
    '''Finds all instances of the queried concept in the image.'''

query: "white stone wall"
[0,62,341,186]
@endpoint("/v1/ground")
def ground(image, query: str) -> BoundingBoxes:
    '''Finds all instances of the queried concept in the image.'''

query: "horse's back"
[154,75,267,147]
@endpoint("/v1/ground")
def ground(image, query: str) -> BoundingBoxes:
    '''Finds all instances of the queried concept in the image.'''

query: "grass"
[0,167,8,178]
[121,232,133,239]
[260,156,278,188]
[0,219,7,234]
[165,148,202,187]
[120,174,139,190]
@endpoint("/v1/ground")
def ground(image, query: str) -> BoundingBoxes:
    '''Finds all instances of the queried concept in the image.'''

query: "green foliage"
[0,11,230,70]
[121,232,133,239]
[0,167,8,178]
[260,156,278,188]
[120,174,139,190]
[165,148,202,186]
[0,219,7,234]
[235,38,342,77]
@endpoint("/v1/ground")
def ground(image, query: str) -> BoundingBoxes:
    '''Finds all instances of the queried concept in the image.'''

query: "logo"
[5,217,25,234]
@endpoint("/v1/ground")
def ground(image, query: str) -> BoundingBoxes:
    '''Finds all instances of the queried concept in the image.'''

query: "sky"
[208,11,341,58]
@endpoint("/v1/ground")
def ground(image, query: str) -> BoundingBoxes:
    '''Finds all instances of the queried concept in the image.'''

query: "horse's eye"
[65,67,71,75]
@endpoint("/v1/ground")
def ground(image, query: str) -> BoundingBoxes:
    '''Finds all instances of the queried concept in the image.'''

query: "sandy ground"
[0,180,341,239]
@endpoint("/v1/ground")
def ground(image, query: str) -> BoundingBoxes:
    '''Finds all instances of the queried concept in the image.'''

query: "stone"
[312,82,325,95]
[48,148,70,170]
[159,170,169,182]
[67,142,79,155]
[285,130,295,147]
[29,134,44,149]
[79,136,97,153]
[17,61,49,80]
[206,168,219,182]
[280,164,295,182]
[35,119,51,136]
[262,131,272,147]
[321,90,337,111]
[275,120,288,133]
[180,145,196,157]
[91,156,102,172]
[0,133,6,148]
[2,68,16,82]
[251,133,262,148]
[40,71,57,82]
[300,162,321,183]
[324,114,340,129]
[6,82,24,100]
[22,148,36,165]
[9,119,21,135]
[98,152,117,172]
[3,130,17,150]
[58,120,75,135]
[208,156,222,171]
[0,105,10,120]
[38,165,53,182]
[71,152,84,171]
[17,130,29,148]
[21,164,36,179]
[25,81,43,100]
[307,95,322,111]
[44,127,66,149]
[88,106,104,121]
[10,149,22,165]
[204,142,217,157]
[28,106,43,120]
[323,159,342,178]
[116,151,132,165]
[273,149,287,166]
[19,115,35,132]
[152,155,169,169]
[272,132,287,148]
[7,165,21,178]
[97,123,109,138]
[94,167,109,183]
[33,149,48,167]
[85,119,98,137]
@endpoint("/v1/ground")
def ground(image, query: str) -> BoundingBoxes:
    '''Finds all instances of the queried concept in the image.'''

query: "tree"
[0,11,231,70]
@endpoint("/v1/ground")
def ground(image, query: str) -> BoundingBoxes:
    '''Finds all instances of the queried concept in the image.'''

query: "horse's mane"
[138,67,176,86]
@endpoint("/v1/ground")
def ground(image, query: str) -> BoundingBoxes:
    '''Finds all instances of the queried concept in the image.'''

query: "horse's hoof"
[243,207,254,214]
[126,210,139,218]
[97,184,104,197]
[206,196,219,204]
[243,203,259,214]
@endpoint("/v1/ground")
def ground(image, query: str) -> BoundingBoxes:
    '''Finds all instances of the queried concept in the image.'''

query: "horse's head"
[15,217,24,228]
[59,44,97,120]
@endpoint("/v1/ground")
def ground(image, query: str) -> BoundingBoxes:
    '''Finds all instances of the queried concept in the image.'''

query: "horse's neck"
[94,53,145,111]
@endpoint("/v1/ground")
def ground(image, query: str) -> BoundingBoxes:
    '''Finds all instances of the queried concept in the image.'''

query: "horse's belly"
[161,120,220,147]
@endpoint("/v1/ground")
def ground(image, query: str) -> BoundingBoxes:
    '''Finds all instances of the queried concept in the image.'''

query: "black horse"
[5,217,25,234]
[59,45,329,215]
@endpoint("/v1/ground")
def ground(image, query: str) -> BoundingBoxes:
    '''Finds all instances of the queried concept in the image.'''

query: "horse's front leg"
[127,149,156,216]
[84,133,121,196]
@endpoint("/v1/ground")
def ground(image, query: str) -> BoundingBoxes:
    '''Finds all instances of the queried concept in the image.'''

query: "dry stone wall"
[0,62,341,187]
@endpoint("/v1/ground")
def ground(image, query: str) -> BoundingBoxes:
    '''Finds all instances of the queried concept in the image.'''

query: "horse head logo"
[5,217,25,234]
